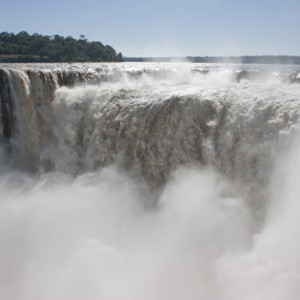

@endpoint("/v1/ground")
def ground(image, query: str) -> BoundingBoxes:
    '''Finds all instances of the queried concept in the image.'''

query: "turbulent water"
[1,62,300,299]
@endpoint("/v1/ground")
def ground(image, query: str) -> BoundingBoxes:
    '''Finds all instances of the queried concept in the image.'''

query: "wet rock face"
[0,70,13,139]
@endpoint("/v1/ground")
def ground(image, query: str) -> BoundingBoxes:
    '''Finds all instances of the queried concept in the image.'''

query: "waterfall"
[1,64,300,184]
[0,62,300,300]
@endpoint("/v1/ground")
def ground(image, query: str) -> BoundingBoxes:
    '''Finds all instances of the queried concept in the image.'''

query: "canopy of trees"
[0,31,123,62]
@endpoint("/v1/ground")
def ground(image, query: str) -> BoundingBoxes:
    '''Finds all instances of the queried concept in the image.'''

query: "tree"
[0,31,123,62]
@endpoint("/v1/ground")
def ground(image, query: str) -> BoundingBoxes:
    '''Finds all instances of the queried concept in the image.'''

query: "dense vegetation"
[0,31,123,62]
[125,56,300,64]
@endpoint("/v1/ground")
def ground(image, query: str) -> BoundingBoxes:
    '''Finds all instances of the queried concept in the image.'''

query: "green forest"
[0,31,123,62]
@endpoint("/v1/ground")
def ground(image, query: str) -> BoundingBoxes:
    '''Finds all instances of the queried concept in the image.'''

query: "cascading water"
[1,62,300,300]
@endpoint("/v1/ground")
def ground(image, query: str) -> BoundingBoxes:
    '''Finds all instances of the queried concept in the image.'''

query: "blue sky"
[1,0,300,57]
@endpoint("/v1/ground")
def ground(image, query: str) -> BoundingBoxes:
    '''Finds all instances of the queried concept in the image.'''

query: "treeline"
[125,56,300,65]
[188,56,300,64]
[0,31,123,62]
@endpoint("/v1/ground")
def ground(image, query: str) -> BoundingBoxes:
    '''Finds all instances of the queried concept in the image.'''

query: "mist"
[1,141,300,300]
[0,165,246,300]
[1,63,300,299]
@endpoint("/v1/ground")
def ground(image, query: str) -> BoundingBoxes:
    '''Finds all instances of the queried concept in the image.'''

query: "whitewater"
[1,62,300,300]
